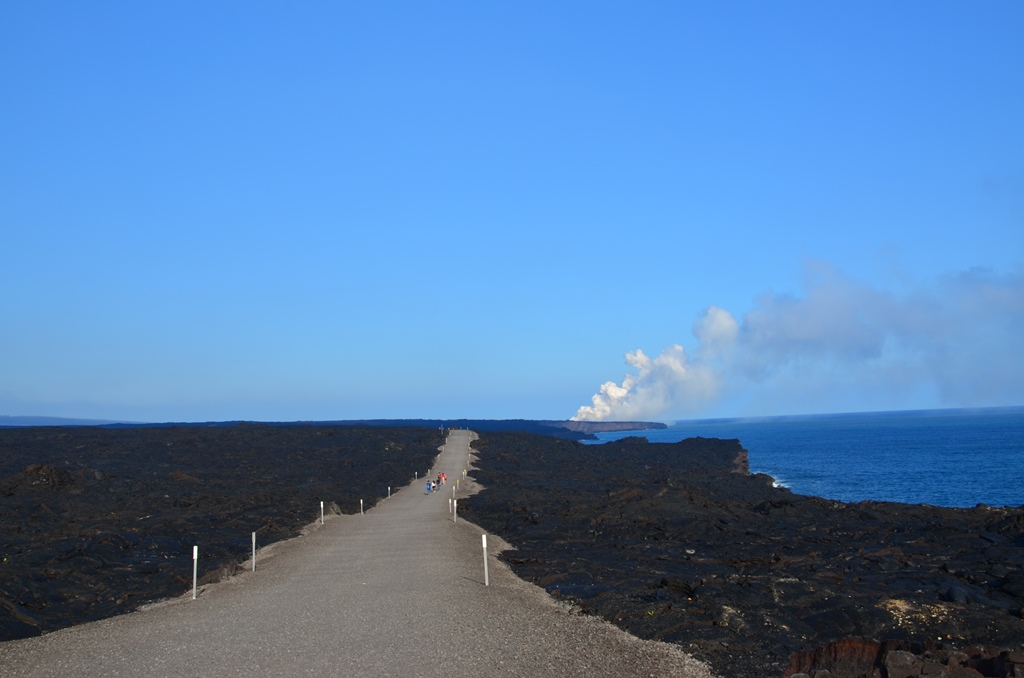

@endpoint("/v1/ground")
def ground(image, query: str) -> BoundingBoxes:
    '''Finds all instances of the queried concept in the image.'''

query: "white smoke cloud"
[573,261,1024,421]
[571,345,721,421]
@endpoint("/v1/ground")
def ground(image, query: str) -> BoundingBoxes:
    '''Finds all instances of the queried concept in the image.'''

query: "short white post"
[252,531,256,572]
[448,497,452,514]
[192,545,198,600]
[360,499,364,515]
[388,486,391,498]
[453,499,458,524]
[482,534,489,586]
[415,471,418,480]
[321,500,324,525]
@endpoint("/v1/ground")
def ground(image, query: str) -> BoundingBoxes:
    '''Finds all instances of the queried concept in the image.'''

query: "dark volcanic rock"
[0,424,442,641]
[333,418,666,440]
[459,431,1024,678]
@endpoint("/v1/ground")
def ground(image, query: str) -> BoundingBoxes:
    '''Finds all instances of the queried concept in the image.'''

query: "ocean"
[587,407,1024,508]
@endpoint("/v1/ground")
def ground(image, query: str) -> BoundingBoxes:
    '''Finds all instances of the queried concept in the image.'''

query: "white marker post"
[453,499,458,524]
[360,499,364,515]
[482,534,489,587]
[252,532,256,572]
[448,497,452,514]
[415,471,418,480]
[192,545,198,600]
[320,500,324,525]
[388,486,391,498]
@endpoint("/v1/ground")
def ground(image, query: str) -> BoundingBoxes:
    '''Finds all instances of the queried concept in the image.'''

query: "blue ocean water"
[588,408,1024,508]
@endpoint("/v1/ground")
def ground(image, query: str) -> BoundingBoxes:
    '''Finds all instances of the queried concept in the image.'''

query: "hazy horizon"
[5,405,1023,430]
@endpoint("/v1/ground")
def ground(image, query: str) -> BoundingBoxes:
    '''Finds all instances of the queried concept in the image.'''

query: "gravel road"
[0,430,715,677]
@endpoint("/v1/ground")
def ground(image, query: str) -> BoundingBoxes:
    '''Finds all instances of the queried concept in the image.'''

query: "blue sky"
[2,2,1022,423]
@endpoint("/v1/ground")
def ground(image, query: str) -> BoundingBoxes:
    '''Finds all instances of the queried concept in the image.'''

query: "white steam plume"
[571,343,722,421]
[573,261,1024,421]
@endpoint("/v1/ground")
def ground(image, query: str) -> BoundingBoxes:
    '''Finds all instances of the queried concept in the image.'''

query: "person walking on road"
[425,481,432,494]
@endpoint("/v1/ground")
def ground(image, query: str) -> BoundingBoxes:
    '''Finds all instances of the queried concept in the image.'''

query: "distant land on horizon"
[0,415,133,427]
[0,416,667,440]
[4,407,1022,432]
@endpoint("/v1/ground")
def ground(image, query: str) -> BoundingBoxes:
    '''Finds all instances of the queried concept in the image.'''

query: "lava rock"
[460,431,1024,678]
[0,423,442,641]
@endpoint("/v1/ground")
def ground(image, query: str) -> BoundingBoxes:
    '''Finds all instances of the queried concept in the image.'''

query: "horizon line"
[3,404,1023,428]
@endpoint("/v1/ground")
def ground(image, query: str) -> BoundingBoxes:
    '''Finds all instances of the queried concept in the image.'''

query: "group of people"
[425,471,447,494]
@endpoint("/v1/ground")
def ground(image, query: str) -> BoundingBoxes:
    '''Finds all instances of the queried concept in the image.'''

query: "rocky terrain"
[3,423,1022,677]
[0,423,442,641]
[327,418,666,439]
[459,432,1024,677]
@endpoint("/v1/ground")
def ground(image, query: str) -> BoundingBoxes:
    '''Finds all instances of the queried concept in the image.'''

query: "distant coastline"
[0,415,135,427]
[545,419,668,434]
[0,416,666,440]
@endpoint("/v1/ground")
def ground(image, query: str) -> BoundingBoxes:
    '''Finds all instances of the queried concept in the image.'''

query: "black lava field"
[0,424,442,641]
[460,432,1024,678]
[2,424,1023,677]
